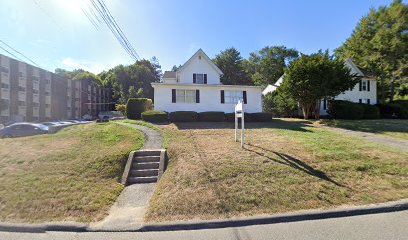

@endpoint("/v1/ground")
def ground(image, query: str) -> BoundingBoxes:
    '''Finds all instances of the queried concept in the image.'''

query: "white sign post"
[235,100,244,148]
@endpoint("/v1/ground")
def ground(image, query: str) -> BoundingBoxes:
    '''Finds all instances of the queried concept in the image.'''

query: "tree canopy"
[335,0,408,102]
[213,47,251,85]
[246,46,299,86]
[281,51,358,119]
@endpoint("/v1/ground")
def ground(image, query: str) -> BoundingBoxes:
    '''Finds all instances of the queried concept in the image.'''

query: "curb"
[1,199,407,233]
[138,199,408,232]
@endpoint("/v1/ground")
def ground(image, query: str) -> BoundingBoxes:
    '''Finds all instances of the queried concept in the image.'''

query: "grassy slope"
[319,119,408,140]
[146,120,408,222]
[0,122,143,223]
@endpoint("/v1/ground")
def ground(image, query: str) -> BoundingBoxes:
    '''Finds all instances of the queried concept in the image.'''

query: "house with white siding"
[151,49,263,113]
[262,58,377,116]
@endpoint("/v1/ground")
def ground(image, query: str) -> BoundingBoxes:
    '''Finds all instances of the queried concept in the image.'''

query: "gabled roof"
[178,49,223,76]
[163,71,176,79]
[344,58,364,77]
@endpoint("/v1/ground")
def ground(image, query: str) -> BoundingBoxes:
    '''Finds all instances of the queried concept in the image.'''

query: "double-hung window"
[176,89,196,103]
[224,91,243,104]
[193,73,207,84]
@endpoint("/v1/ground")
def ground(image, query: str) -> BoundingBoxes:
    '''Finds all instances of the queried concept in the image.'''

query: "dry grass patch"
[146,120,408,222]
[0,122,143,223]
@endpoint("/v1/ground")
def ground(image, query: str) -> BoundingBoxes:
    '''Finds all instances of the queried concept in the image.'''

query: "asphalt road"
[1,210,407,240]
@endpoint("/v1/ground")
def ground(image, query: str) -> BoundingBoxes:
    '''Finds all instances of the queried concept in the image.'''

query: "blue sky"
[0,0,396,73]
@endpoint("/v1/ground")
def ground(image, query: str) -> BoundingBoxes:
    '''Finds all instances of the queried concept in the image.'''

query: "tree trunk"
[314,100,321,119]
[301,103,311,119]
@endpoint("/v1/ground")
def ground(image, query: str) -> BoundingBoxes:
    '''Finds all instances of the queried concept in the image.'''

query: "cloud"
[62,57,107,74]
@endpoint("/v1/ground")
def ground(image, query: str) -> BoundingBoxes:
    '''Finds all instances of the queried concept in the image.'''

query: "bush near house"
[328,100,364,119]
[115,104,127,116]
[377,102,408,119]
[225,112,252,122]
[169,111,198,122]
[198,112,225,122]
[126,98,153,120]
[141,110,168,122]
[250,112,273,122]
[360,104,380,119]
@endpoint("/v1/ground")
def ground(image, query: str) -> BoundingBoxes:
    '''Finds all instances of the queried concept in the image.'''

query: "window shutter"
[196,90,200,103]
[193,74,196,83]
[243,91,247,104]
[204,74,207,84]
[359,99,362,103]
[367,99,370,104]
[221,90,225,104]
[172,89,176,103]
[367,80,370,92]
[359,80,362,91]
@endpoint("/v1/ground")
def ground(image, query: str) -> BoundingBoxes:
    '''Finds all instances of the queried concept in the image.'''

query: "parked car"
[98,111,124,120]
[0,123,49,138]
[41,122,59,127]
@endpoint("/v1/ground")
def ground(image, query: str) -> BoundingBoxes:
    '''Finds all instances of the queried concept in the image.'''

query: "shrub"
[377,103,408,119]
[251,112,273,122]
[141,110,168,122]
[169,111,198,122]
[327,100,364,119]
[225,113,252,122]
[198,112,225,122]
[359,104,380,119]
[115,104,126,116]
[126,98,153,120]
[263,90,298,117]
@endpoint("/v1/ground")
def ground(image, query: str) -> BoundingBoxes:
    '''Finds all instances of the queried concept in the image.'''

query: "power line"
[0,45,24,62]
[87,0,139,61]
[0,40,41,68]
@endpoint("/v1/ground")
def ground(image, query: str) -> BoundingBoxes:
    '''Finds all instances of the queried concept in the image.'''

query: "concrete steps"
[125,150,163,185]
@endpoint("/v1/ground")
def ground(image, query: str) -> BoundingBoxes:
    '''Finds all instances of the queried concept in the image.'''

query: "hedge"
[360,104,380,119]
[377,102,408,119]
[251,112,273,122]
[198,112,225,122]
[225,113,252,122]
[141,110,168,122]
[327,100,364,119]
[169,111,198,122]
[126,98,153,120]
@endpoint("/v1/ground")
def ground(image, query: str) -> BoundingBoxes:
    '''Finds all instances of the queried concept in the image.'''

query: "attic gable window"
[193,73,207,84]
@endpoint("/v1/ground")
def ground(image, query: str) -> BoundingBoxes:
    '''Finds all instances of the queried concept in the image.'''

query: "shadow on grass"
[173,119,313,132]
[245,143,348,188]
[320,119,408,135]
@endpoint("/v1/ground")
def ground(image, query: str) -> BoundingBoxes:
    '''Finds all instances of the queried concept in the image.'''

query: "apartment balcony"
[18,91,26,101]
[33,107,40,117]
[75,101,80,108]
[45,108,51,117]
[18,77,27,87]
[1,88,10,99]
[18,106,26,116]
[1,72,9,83]
[45,95,51,104]
[45,84,51,92]
[33,81,40,90]
[67,91,72,97]
[67,101,72,107]
[33,93,39,103]
[0,107,9,117]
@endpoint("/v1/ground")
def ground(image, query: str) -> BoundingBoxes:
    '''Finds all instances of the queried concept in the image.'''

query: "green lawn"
[319,119,408,140]
[146,120,408,222]
[0,122,143,223]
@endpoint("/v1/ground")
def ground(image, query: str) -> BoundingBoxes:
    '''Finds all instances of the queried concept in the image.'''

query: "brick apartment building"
[0,54,112,125]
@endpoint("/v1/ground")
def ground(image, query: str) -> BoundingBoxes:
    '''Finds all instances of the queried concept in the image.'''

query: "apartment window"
[33,89,39,94]
[224,91,243,104]
[1,83,9,89]
[45,91,50,96]
[18,86,26,92]
[18,101,26,106]
[18,72,24,77]
[193,73,207,84]
[33,102,39,107]
[1,66,9,73]
[45,79,51,84]
[45,104,50,108]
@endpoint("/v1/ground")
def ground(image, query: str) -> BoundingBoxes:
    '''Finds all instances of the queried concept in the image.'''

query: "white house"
[152,49,263,113]
[262,58,377,116]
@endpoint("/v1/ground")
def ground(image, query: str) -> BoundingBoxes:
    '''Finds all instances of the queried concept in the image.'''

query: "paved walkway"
[3,210,408,239]
[90,122,163,231]
[318,125,408,151]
